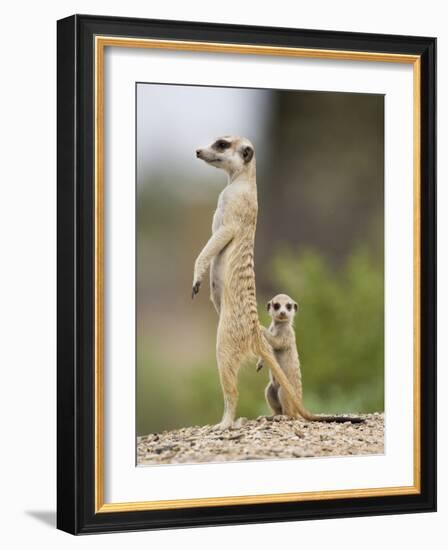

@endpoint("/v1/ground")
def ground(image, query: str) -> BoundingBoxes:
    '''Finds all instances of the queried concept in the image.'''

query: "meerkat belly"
[209,199,228,311]
[210,244,231,310]
[270,348,289,387]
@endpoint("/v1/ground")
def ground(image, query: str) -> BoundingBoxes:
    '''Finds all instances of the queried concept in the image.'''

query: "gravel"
[137,413,384,465]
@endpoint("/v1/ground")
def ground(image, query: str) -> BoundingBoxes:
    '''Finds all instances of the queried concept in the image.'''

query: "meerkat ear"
[241,145,254,164]
[267,301,271,311]
[294,302,298,312]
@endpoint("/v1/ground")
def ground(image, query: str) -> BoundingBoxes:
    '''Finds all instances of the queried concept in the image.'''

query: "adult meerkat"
[258,293,363,423]
[192,136,304,429]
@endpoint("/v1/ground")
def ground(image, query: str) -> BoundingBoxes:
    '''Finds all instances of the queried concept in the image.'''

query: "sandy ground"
[137,413,384,465]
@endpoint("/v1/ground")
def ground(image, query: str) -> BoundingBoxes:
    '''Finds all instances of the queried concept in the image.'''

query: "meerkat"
[258,294,363,423]
[192,136,305,429]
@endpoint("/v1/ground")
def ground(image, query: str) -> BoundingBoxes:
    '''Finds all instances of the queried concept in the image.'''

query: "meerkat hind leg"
[213,353,241,431]
[265,383,283,416]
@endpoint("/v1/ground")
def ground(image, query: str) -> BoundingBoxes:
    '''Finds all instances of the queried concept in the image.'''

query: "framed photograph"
[57,14,436,534]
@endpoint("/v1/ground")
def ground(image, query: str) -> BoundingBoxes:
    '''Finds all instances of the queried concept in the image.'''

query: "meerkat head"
[196,136,255,177]
[267,293,298,323]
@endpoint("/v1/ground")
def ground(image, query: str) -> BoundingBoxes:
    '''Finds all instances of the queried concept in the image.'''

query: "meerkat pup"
[256,294,303,411]
[258,293,363,423]
[192,136,305,429]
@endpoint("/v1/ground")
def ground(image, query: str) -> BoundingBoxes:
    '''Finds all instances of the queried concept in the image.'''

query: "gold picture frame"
[57,14,436,534]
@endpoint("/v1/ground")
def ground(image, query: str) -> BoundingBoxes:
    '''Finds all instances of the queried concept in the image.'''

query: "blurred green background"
[136,85,384,436]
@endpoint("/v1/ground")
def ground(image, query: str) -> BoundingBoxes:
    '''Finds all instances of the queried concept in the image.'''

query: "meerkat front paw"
[191,280,201,299]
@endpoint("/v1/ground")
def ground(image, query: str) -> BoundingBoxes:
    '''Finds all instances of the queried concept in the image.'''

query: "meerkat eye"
[286,303,292,311]
[214,140,230,150]
[273,303,280,311]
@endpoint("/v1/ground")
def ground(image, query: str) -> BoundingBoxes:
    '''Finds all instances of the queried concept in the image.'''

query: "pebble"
[137,413,384,465]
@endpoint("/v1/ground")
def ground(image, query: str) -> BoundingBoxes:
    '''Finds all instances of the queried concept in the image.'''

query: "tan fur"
[193,136,304,429]
[259,294,364,424]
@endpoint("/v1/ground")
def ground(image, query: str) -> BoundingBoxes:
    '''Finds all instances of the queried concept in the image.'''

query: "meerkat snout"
[267,293,298,323]
[195,136,255,177]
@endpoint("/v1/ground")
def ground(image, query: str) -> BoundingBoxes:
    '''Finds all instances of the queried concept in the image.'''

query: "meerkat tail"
[315,415,364,424]
[256,336,364,424]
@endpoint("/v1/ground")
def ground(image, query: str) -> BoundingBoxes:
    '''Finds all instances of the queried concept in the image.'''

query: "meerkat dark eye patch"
[241,145,254,163]
[213,139,231,151]
[273,303,280,311]
[286,303,292,311]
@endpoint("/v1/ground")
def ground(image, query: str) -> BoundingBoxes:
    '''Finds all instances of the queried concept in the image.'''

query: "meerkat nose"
[196,149,202,158]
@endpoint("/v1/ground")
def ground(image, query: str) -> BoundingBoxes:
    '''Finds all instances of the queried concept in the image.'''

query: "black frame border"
[57,14,436,535]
